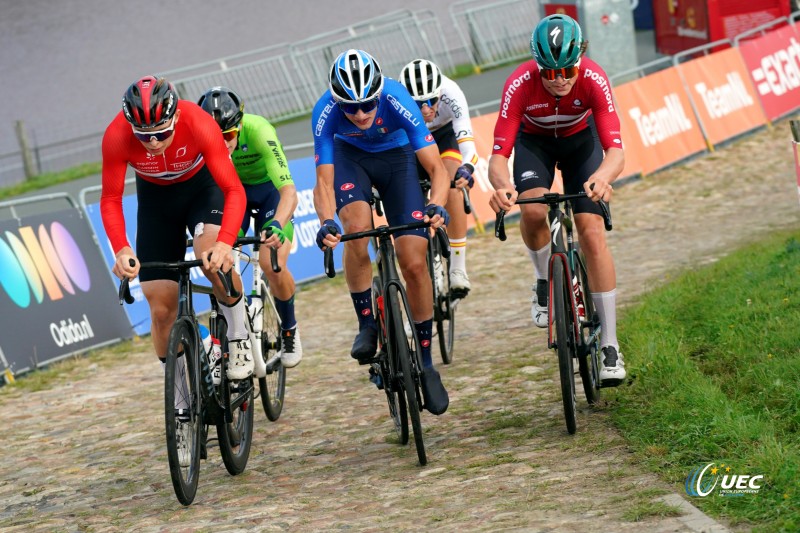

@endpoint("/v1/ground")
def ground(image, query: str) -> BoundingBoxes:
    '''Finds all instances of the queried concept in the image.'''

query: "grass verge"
[611,229,800,532]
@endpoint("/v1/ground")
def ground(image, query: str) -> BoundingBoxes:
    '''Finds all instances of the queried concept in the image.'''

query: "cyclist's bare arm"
[313,163,341,249]
[584,147,624,203]
[417,144,449,228]
[262,184,299,248]
[488,154,518,212]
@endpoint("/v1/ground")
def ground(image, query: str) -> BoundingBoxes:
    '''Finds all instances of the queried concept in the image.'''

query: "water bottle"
[199,324,212,355]
[433,254,445,294]
[248,294,263,333]
[210,336,222,385]
[572,275,585,320]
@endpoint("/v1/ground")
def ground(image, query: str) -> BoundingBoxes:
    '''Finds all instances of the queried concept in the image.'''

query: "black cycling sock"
[351,289,376,330]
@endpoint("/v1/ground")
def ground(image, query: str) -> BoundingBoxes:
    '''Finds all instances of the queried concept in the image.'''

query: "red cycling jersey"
[100,101,246,253]
[492,58,622,158]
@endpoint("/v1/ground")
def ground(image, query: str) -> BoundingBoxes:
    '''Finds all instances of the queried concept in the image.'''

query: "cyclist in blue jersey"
[312,49,451,415]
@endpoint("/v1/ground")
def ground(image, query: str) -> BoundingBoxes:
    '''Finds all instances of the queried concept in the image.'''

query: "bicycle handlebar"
[118,235,273,305]
[323,217,435,279]
[494,191,613,242]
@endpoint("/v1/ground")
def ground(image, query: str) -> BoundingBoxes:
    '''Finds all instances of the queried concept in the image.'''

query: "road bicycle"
[119,236,261,505]
[323,217,437,466]
[233,235,286,421]
[379,178,468,365]
[495,191,612,434]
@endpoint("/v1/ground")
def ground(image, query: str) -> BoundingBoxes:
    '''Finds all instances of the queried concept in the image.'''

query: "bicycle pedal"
[451,288,469,300]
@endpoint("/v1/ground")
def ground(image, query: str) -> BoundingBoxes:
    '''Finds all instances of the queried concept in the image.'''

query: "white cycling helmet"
[399,59,442,101]
[328,49,384,103]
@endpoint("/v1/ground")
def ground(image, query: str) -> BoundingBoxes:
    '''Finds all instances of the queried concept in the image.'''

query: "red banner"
[738,22,800,121]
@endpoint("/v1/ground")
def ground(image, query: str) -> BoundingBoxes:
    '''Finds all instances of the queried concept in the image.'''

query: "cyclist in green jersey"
[199,87,302,368]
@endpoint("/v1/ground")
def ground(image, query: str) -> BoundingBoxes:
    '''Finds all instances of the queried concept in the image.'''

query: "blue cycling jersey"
[312,78,435,166]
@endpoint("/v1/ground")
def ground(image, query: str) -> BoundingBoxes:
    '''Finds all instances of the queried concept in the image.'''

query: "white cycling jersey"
[425,76,479,168]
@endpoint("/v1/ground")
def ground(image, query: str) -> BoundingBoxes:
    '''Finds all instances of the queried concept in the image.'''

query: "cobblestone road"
[1,120,797,532]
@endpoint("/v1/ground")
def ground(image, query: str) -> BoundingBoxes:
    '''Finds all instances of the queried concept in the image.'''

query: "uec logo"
[685,462,763,497]
[0,222,91,308]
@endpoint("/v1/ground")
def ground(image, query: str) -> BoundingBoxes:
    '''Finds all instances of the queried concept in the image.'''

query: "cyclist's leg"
[250,182,303,367]
[187,167,252,380]
[381,145,449,415]
[135,176,193,412]
[435,125,471,293]
[515,134,557,327]
[564,125,625,384]
[334,141,382,361]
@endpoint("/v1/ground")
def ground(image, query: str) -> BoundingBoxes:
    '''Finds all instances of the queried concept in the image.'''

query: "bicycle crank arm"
[265,354,282,374]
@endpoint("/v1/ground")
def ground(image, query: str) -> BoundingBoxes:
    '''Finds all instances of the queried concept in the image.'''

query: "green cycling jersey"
[232,113,294,187]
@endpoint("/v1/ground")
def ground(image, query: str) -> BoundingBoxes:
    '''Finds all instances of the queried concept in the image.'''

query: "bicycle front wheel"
[258,283,286,421]
[164,318,202,506]
[388,284,427,465]
[216,376,255,475]
[552,260,578,435]
[374,276,408,444]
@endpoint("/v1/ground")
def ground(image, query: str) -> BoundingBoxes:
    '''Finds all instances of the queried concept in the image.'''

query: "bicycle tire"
[258,281,286,421]
[388,284,427,465]
[164,318,202,506]
[575,253,601,405]
[552,260,578,435]
[431,238,455,365]
[374,276,408,444]
[216,375,255,475]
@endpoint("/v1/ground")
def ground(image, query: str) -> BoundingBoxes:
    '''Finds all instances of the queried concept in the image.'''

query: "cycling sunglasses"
[131,120,176,142]
[539,66,580,81]
[415,97,439,108]
[337,98,379,115]
[221,124,240,142]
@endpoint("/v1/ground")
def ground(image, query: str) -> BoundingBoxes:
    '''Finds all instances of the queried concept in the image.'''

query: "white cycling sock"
[591,289,618,349]
[527,244,550,281]
[220,295,248,341]
[161,356,189,411]
[449,238,467,273]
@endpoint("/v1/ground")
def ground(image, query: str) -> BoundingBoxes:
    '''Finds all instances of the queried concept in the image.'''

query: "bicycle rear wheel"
[388,284,427,465]
[552,260,578,435]
[164,318,202,506]
[430,238,455,365]
[575,253,601,405]
[216,376,254,475]
[374,276,409,444]
[258,282,286,421]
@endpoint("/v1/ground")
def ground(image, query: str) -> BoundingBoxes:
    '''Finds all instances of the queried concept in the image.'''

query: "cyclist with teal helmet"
[488,14,627,386]
[198,86,303,368]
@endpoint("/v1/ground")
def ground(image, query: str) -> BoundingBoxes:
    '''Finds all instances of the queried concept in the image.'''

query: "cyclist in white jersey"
[399,59,479,296]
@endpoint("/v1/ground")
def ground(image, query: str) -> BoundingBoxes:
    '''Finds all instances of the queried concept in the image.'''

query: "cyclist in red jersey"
[488,15,626,386]
[100,76,253,443]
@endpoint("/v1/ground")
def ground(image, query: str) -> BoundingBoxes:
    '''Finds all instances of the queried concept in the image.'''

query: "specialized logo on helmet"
[550,27,562,46]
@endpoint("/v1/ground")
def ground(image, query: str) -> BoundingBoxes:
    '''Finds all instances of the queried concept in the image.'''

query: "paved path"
[1,120,797,531]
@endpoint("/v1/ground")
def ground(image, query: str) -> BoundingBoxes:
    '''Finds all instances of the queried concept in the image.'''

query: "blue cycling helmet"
[328,49,384,103]
[530,14,584,69]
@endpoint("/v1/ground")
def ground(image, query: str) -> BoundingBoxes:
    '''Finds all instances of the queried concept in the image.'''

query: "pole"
[792,120,800,206]
[14,120,39,179]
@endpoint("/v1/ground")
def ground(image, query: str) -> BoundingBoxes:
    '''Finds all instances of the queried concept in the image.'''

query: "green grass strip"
[612,230,800,531]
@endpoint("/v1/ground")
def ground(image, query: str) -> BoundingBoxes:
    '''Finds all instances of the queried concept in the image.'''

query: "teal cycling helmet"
[530,14,584,69]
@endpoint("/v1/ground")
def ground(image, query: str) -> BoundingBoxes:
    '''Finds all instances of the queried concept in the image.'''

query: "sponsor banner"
[0,209,132,374]
[738,22,800,121]
[84,157,342,335]
[678,47,767,146]
[613,67,708,175]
